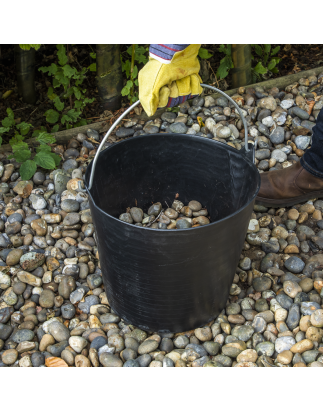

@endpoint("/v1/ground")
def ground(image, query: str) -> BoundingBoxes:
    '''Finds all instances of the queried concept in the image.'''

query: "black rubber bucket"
[83,85,260,333]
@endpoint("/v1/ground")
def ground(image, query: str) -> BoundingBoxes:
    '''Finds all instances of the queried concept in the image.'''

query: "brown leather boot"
[256,161,323,207]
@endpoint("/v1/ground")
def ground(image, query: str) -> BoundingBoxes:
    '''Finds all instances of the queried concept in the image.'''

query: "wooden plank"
[1,65,323,153]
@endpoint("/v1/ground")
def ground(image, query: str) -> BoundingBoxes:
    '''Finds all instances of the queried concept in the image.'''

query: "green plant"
[216,44,281,83]
[9,132,61,180]
[251,44,280,82]
[217,45,234,80]
[198,47,213,60]
[0,108,60,180]
[121,45,149,103]
[39,45,95,131]
[0,108,32,146]
[19,44,41,51]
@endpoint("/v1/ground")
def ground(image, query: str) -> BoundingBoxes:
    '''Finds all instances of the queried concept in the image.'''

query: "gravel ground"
[1,72,323,367]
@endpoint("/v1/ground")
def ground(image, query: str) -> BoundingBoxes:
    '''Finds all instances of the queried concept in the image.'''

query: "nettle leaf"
[11,141,29,152]
[199,48,213,59]
[12,149,31,163]
[74,100,82,109]
[16,122,32,136]
[57,45,68,66]
[75,119,88,127]
[45,109,60,124]
[0,127,10,134]
[271,46,280,56]
[88,63,96,72]
[36,144,51,152]
[36,132,56,145]
[254,62,268,75]
[254,45,263,57]
[83,97,95,104]
[9,135,24,145]
[40,63,57,76]
[90,52,96,59]
[53,96,64,111]
[62,64,77,78]
[34,151,55,169]
[20,160,37,180]
[49,152,61,166]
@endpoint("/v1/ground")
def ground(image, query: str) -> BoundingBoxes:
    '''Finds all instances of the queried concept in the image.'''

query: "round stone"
[284,256,305,274]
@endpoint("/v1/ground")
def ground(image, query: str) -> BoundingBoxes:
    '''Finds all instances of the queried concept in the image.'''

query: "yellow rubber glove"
[138,44,203,117]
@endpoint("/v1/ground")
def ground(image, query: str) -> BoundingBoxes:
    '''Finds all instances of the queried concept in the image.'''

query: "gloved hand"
[138,44,203,117]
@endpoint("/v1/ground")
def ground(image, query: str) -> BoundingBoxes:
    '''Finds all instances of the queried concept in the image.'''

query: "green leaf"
[45,109,60,124]
[74,100,82,108]
[217,55,233,79]
[36,144,51,152]
[51,124,59,133]
[198,48,213,59]
[253,62,268,75]
[9,135,24,145]
[73,87,82,100]
[19,160,37,180]
[0,136,2,146]
[34,152,55,169]
[75,119,88,127]
[57,44,68,66]
[131,65,138,79]
[19,44,41,51]
[54,70,69,89]
[90,52,96,59]
[121,80,133,96]
[7,108,14,121]
[122,60,131,78]
[267,59,276,71]
[36,132,56,145]
[88,63,96,72]
[16,122,31,136]
[264,44,271,54]
[47,87,57,100]
[61,114,71,125]
[32,126,47,137]
[66,109,80,122]
[12,149,31,163]
[254,45,263,57]
[48,152,61,166]
[62,64,77,78]
[134,79,138,86]
[53,96,64,111]
[11,141,29,152]
[0,127,10,134]
[271,67,279,74]
[271,46,280,56]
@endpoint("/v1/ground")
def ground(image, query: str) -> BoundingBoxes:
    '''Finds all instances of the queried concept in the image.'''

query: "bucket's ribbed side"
[89,197,255,333]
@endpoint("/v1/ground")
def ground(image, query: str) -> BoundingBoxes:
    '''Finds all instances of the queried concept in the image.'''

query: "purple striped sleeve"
[149,44,190,64]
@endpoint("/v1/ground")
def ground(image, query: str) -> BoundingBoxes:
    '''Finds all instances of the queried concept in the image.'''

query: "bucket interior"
[85,134,260,223]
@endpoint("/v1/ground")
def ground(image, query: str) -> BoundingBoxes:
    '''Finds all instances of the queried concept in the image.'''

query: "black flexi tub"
[84,130,260,333]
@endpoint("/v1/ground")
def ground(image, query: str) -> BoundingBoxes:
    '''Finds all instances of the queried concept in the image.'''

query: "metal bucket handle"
[84,84,253,192]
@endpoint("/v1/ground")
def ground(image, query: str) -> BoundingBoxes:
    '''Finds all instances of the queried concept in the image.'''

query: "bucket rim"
[84,133,261,232]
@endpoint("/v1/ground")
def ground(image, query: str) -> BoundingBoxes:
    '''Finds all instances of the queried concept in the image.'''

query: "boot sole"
[256,190,323,208]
